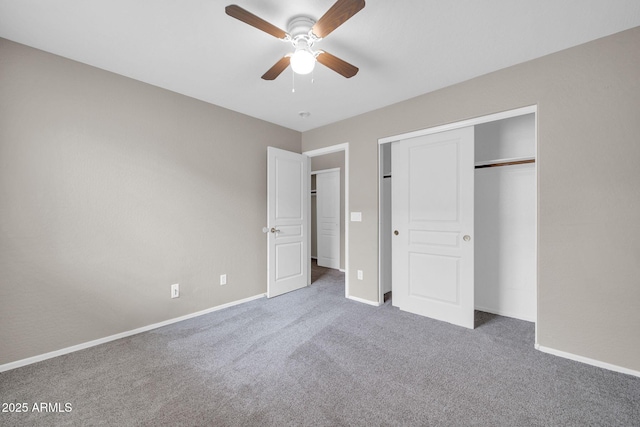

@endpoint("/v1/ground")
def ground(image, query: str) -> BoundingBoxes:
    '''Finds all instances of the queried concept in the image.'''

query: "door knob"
[394,230,399,236]
[463,235,471,242]
[270,227,280,233]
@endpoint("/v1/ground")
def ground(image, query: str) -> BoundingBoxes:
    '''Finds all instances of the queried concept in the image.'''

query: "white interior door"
[267,147,310,298]
[392,127,475,328]
[316,170,340,269]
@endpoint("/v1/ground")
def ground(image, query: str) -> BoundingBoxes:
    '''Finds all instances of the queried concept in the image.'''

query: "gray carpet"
[1,264,639,426]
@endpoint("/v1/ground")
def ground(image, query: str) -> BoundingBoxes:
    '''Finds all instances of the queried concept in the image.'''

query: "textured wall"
[0,39,301,365]
[302,27,640,372]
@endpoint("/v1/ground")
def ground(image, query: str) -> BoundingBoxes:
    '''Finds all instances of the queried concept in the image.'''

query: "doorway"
[303,143,349,297]
[378,106,537,339]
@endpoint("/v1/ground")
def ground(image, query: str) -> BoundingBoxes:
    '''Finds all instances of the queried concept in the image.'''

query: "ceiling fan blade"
[316,51,358,78]
[225,4,287,39]
[262,56,291,80]
[311,0,365,38]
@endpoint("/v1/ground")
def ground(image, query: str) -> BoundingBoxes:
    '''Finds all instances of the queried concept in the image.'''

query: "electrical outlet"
[220,274,227,285]
[357,270,363,280]
[171,283,179,298]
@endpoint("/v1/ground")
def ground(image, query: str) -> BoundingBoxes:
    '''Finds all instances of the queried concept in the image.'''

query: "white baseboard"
[0,293,266,373]
[347,295,382,307]
[535,344,640,378]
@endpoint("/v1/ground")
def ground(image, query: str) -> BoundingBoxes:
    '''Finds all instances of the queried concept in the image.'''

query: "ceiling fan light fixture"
[225,0,364,80]
[290,47,316,75]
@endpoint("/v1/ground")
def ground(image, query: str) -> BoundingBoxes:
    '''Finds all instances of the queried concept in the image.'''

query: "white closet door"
[392,127,475,329]
[316,170,340,269]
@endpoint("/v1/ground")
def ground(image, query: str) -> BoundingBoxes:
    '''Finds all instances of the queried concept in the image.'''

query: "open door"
[391,127,475,328]
[266,147,310,298]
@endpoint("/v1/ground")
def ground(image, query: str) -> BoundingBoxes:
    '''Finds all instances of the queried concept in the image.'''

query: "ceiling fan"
[225,0,365,80]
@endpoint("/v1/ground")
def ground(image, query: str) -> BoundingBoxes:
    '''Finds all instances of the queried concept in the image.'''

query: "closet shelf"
[475,156,535,169]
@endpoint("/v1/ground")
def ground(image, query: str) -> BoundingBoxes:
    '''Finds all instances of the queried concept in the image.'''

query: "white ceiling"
[1,0,639,132]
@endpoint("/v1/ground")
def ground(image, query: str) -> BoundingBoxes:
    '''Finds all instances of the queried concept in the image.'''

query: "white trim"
[348,295,382,307]
[0,293,265,373]
[303,143,349,299]
[339,268,346,273]
[378,105,537,144]
[311,167,340,175]
[533,112,539,347]
[536,345,640,378]
[304,143,348,157]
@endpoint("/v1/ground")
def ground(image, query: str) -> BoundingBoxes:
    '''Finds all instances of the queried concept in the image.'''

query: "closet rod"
[475,159,535,169]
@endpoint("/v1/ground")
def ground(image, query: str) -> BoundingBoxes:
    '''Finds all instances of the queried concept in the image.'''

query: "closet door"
[392,127,475,329]
[316,170,340,269]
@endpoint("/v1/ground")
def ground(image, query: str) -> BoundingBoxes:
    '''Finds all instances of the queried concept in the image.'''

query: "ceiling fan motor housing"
[287,16,318,42]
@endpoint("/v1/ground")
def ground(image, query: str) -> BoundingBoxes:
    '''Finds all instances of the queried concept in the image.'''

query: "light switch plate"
[351,212,362,222]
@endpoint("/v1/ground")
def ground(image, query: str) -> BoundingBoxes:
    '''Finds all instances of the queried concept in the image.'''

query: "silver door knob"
[463,235,471,242]
[394,230,399,236]
[270,227,280,233]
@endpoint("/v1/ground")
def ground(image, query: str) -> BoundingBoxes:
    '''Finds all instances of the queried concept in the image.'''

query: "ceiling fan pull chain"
[291,69,295,93]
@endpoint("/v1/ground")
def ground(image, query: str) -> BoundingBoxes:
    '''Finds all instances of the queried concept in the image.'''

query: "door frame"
[377,105,538,343]
[303,143,350,298]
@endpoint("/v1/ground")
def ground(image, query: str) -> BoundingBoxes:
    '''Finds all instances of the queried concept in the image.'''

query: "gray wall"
[302,27,640,372]
[311,152,346,270]
[0,39,301,365]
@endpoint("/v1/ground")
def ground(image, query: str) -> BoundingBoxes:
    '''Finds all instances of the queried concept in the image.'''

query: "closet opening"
[378,106,537,340]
